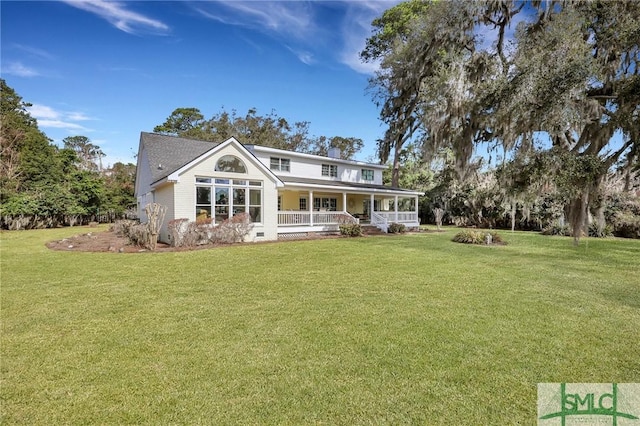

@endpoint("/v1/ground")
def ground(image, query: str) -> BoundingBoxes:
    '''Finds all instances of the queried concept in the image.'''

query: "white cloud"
[62,0,169,35]
[67,112,93,121]
[286,46,315,66]
[28,103,94,132]
[2,62,40,77]
[38,120,89,131]
[338,1,398,75]
[12,44,55,60]
[194,1,314,39]
[191,0,395,73]
[28,104,60,120]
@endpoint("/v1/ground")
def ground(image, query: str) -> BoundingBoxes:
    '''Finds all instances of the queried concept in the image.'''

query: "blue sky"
[2,1,401,166]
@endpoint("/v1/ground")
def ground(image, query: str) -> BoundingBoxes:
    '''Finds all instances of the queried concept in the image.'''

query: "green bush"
[541,224,571,236]
[612,212,640,239]
[387,222,406,234]
[452,229,504,245]
[339,223,363,237]
[489,231,504,244]
[452,229,484,244]
[588,222,614,238]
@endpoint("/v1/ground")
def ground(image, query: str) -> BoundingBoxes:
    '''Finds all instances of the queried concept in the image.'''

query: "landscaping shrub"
[588,222,613,238]
[541,224,571,236]
[210,213,253,244]
[336,214,356,224]
[170,217,214,247]
[339,223,363,237]
[387,222,406,234]
[110,219,138,237]
[167,215,253,247]
[110,218,154,249]
[168,218,190,247]
[125,223,152,248]
[489,231,504,244]
[452,229,504,245]
[612,212,640,239]
[452,229,485,244]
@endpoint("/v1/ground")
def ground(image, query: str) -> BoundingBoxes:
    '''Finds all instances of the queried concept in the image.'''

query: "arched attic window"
[215,155,246,173]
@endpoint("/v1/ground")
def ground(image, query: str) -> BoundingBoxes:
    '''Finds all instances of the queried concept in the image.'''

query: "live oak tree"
[361,0,435,187]
[363,0,640,244]
[309,136,364,160]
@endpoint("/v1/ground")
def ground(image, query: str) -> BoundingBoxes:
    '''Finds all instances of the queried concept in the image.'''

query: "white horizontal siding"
[252,149,384,185]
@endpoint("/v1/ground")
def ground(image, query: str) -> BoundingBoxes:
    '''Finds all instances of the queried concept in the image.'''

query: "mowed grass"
[1,227,639,424]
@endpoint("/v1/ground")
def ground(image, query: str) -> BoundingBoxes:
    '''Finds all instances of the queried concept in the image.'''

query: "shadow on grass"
[348,231,640,309]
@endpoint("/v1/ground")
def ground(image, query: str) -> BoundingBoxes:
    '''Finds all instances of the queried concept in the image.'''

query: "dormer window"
[270,157,290,172]
[362,169,374,181]
[322,164,337,177]
[215,155,246,173]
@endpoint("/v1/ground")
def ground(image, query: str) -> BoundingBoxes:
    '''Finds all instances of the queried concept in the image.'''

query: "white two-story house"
[134,132,422,243]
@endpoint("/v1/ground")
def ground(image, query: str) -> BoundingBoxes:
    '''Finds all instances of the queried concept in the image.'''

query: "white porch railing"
[277,211,358,226]
[376,211,419,223]
[371,212,388,233]
[371,211,419,232]
[278,211,310,226]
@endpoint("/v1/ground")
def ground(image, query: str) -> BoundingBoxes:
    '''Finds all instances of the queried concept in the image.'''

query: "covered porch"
[276,185,421,236]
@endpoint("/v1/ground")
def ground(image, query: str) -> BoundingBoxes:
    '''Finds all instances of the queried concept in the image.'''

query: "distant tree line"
[386,144,640,239]
[153,107,365,160]
[0,79,136,230]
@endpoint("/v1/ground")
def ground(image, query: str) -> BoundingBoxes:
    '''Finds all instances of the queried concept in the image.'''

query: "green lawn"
[1,227,639,424]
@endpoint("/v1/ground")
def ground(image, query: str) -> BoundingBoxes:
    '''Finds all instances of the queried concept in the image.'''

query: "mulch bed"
[46,227,428,253]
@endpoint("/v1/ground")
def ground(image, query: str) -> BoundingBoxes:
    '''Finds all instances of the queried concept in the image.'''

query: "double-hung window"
[362,169,374,181]
[321,164,337,177]
[270,157,290,172]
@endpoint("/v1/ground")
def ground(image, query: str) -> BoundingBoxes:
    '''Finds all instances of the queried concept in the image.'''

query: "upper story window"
[215,155,246,173]
[270,157,290,172]
[322,164,338,177]
[362,169,374,181]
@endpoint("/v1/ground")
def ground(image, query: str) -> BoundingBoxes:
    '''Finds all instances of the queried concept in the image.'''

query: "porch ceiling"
[278,176,423,196]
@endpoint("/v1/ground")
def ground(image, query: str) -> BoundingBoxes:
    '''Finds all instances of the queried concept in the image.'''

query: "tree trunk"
[567,190,589,246]
[391,137,403,187]
[595,201,606,237]
[433,208,444,230]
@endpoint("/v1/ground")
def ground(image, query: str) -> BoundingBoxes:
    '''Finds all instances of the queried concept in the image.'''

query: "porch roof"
[278,176,423,196]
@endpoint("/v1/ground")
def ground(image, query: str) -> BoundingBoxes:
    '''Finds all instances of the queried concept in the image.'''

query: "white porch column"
[394,195,398,222]
[415,196,419,224]
[309,190,314,226]
[342,192,347,212]
[370,193,375,216]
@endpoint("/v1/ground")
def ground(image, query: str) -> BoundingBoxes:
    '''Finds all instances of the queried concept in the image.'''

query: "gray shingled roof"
[140,132,421,194]
[141,132,219,183]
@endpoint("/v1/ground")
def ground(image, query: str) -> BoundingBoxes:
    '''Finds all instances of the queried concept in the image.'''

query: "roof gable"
[139,132,218,183]
[167,136,283,187]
